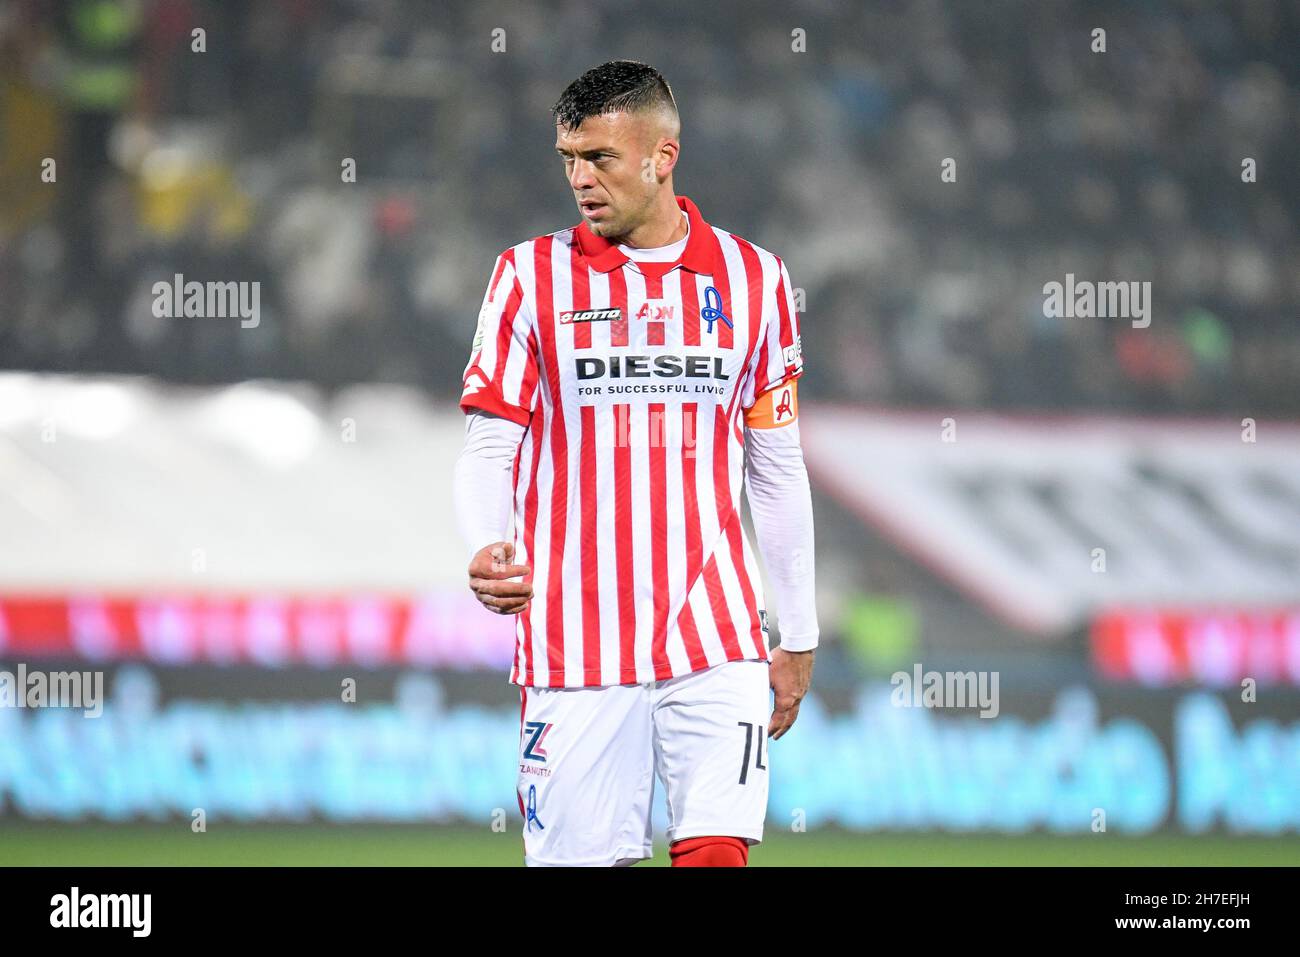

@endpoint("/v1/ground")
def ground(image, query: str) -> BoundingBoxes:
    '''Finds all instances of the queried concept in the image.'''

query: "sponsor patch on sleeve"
[783,335,803,370]
[471,303,488,350]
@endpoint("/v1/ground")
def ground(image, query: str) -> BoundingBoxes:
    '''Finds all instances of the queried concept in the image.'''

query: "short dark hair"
[552,60,678,131]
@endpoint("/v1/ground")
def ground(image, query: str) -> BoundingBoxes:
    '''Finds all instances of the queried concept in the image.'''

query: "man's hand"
[768,646,815,740]
[468,541,532,615]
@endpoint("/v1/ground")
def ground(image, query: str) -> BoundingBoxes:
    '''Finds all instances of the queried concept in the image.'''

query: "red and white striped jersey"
[460,195,804,688]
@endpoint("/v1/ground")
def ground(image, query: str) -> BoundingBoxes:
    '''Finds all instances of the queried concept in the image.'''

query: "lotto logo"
[461,367,490,396]
[560,308,622,324]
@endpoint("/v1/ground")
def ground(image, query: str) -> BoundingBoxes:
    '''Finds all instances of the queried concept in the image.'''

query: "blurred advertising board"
[2,663,1295,835]
[0,591,514,670]
[1093,607,1300,688]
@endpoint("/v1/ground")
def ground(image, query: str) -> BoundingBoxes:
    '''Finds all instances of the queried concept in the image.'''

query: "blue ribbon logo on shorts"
[525,784,545,832]
[701,286,733,334]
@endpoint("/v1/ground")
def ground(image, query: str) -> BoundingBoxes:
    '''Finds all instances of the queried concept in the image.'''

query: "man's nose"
[569,158,596,191]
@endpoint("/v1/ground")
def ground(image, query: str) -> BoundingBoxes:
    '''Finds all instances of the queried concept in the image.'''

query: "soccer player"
[453,60,817,867]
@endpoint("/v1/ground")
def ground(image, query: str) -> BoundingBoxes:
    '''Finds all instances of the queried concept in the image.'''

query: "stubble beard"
[590,190,654,244]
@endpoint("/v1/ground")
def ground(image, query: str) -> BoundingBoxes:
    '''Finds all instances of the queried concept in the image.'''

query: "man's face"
[555,111,669,239]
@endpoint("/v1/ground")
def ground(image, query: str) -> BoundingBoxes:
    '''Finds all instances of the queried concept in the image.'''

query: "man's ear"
[656,138,680,178]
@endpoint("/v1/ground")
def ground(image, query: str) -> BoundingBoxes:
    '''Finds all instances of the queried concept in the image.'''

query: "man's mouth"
[579,200,607,216]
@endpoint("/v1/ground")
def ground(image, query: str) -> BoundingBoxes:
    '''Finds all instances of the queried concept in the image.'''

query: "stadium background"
[1,0,1298,866]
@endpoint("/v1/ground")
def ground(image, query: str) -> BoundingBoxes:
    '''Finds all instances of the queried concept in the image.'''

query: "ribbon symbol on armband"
[525,784,545,832]
[775,389,793,421]
[700,286,734,334]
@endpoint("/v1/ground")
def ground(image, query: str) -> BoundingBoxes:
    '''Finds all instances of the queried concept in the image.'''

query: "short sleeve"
[459,251,540,426]
[741,255,804,409]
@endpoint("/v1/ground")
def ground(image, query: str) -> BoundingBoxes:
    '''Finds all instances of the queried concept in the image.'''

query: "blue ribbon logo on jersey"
[700,286,733,333]
[525,784,545,832]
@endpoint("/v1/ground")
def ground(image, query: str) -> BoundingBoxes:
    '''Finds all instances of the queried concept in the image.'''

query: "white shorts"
[515,659,773,867]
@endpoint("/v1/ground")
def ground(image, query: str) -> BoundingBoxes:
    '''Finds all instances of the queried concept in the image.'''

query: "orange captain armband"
[745,380,798,429]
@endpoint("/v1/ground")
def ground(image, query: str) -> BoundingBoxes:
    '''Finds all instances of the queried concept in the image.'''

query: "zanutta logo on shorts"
[522,720,553,762]
[560,308,622,324]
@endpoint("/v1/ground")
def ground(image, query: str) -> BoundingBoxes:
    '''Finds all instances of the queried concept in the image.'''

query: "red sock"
[669,836,749,867]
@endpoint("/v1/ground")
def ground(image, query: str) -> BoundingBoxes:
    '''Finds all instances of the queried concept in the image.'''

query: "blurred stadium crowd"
[1,0,1297,413]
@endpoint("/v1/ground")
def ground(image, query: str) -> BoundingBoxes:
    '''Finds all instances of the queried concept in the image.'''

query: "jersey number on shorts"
[737,721,768,785]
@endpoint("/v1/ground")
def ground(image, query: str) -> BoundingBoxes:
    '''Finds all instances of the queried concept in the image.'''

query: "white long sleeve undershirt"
[452,411,525,561]
[452,409,819,652]
[743,421,819,651]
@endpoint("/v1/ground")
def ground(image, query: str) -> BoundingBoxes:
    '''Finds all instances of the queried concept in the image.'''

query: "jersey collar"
[575,194,716,276]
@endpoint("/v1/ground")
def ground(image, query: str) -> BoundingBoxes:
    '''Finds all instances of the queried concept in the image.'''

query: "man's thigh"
[517,680,656,866]
[652,660,773,846]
